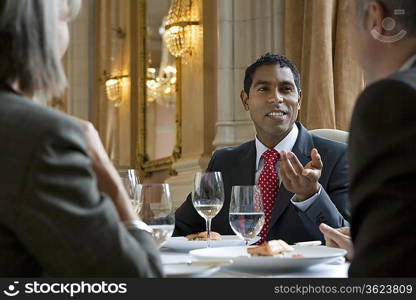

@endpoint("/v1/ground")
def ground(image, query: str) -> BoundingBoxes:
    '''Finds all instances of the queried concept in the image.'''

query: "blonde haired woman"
[0,0,162,277]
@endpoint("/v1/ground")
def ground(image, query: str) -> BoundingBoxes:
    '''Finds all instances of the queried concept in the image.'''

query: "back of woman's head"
[0,0,80,97]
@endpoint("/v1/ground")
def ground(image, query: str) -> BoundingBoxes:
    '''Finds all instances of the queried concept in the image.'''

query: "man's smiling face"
[241,64,302,147]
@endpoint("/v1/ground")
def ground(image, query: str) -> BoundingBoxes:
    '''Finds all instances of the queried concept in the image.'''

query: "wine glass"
[137,183,175,248]
[192,172,225,247]
[118,169,142,216]
[229,185,265,246]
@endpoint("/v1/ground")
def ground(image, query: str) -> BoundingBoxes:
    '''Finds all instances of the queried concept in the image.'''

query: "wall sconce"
[103,25,128,107]
[105,75,129,107]
[164,0,201,62]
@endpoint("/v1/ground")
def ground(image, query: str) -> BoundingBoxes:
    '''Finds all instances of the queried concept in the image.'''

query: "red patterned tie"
[258,149,280,244]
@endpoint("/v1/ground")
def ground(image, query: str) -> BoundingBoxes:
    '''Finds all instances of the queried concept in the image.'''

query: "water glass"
[229,185,265,246]
[137,183,175,247]
[118,169,142,215]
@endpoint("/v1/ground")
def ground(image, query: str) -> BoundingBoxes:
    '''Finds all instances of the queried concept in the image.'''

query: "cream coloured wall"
[214,0,285,149]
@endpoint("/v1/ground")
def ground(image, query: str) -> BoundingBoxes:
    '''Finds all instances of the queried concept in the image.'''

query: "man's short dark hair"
[243,53,301,95]
[357,0,416,36]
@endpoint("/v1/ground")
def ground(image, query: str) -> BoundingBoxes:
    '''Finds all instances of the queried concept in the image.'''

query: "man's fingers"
[311,148,323,169]
[279,163,292,186]
[287,152,304,175]
[279,153,295,188]
[338,227,351,236]
[302,168,320,182]
[319,223,345,240]
[320,224,339,248]
[281,151,298,179]
[320,224,353,261]
[324,238,339,249]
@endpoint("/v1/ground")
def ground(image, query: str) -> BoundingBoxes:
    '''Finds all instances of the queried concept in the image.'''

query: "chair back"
[309,128,349,144]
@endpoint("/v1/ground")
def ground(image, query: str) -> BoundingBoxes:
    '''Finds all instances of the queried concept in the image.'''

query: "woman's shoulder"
[0,89,87,149]
[1,90,80,130]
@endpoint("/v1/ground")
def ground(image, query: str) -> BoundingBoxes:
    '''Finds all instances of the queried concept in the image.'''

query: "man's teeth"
[269,112,285,116]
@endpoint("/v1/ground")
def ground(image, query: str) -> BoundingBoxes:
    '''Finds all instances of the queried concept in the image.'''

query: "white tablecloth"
[160,248,349,278]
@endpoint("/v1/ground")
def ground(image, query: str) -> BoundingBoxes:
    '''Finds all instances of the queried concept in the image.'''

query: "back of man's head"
[357,0,416,37]
[243,53,301,95]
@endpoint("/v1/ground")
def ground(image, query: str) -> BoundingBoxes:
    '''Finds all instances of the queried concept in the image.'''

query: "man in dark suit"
[345,0,416,276]
[174,54,350,244]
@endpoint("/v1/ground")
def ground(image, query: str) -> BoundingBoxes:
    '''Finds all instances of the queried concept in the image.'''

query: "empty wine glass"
[192,172,224,247]
[118,169,142,216]
[138,183,175,248]
[229,185,265,246]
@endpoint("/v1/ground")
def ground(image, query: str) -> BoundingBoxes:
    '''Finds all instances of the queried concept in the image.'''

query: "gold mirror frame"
[137,0,182,176]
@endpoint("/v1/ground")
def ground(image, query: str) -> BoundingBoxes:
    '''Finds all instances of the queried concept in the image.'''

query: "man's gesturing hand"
[280,148,322,201]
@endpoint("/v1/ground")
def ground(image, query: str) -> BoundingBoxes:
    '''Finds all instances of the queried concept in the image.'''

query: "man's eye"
[281,86,293,92]
[257,87,268,92]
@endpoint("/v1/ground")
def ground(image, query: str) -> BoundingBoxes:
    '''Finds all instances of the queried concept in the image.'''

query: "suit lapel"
[268,122,314,229]
[232,141,256,186]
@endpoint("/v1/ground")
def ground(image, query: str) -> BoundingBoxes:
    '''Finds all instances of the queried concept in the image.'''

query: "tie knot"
[262,149,280,164]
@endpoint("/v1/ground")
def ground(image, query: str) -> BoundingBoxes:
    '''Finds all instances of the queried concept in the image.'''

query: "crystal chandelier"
[146,65,177,107]
[164,0,201,61]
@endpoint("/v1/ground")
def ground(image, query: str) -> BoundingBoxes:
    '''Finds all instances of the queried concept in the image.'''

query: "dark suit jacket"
[348,63,416,277]
[174,122,350,244]
[0,88,162,277]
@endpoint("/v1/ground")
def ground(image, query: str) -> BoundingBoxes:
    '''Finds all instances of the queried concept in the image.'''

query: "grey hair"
[356,0,416,36]
[0,0,81,98]
[68,0,82,21]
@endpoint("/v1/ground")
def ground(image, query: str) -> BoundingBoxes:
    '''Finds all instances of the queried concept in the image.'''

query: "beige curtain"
[284,0,364,130]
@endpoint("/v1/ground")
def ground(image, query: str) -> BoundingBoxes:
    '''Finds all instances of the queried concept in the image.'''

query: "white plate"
[163,264,220,278]
[189,245,347,273]
[162,235,260,251]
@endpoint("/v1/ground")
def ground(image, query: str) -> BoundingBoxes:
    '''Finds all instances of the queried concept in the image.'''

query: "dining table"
[159,247,349,278]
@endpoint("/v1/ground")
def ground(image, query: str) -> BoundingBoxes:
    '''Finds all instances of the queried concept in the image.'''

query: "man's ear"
[240,90,250,111]
[297,90,302,110]
[366,1,386,35]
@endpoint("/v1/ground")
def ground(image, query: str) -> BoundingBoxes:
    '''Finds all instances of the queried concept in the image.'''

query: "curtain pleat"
[284,0,364,130]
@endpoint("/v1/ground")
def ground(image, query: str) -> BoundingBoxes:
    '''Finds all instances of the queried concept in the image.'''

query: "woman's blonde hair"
[0,0,81,97]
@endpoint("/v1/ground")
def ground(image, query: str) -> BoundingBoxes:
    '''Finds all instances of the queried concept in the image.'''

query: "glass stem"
[206,218,212,248]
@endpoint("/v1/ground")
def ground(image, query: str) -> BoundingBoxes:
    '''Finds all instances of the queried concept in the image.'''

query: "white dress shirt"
[399,54,416,71]
[255,124,321,212]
